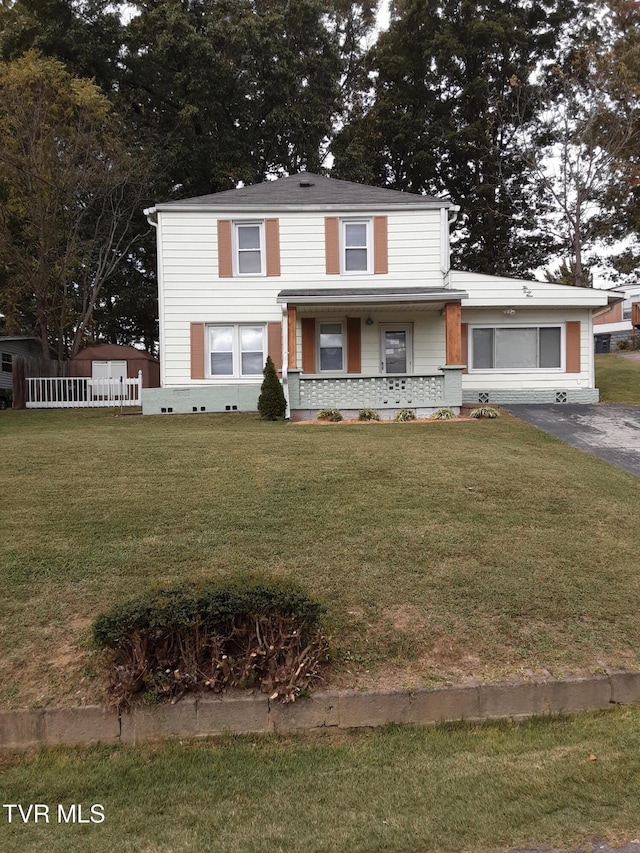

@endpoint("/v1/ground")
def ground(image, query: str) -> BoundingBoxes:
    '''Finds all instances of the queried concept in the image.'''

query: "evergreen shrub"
[258,356,286,420]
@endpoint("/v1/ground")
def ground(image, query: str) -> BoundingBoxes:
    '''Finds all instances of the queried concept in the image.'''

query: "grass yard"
[1,391,640,709]
[3,709,640,852]
[595,352,640,404]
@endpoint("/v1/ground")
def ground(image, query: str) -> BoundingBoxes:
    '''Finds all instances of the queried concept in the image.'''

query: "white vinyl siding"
[156,208,444,387]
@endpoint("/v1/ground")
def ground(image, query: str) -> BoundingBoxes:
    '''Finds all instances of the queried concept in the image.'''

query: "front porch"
[287,368,464,420]
[277,286,468,419]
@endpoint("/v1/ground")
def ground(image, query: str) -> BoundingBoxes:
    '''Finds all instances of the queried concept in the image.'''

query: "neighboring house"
[593,284,640,350]
[70,344,160,389]
[142,173,617,418]
[0,336,43,393]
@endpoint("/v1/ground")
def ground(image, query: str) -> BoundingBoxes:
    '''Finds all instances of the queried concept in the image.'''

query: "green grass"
[596,353,640,403]
[2,709,640,852]
[1,406,640,707]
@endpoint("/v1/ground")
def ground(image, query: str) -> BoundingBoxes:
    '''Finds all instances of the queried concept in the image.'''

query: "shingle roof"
[276,287,468,303]
[153,173,449,210]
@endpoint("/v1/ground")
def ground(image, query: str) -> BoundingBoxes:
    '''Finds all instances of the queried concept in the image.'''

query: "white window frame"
[232,221,265,277]
[207,324,266,379]
[317,320,346,373]
[468,324,564,372]
[341,218,372,275]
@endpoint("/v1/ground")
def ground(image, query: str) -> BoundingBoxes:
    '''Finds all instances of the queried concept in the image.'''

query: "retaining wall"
[2,672,640,751]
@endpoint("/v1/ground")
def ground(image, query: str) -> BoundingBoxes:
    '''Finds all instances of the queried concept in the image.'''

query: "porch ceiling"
[276,286,468,307]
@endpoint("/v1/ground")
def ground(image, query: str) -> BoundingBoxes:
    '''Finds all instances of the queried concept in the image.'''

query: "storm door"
[380,324,413,374]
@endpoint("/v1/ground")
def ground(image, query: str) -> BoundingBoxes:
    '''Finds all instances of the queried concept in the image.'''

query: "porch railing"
[295,374,446,410]
[26,371,143,409]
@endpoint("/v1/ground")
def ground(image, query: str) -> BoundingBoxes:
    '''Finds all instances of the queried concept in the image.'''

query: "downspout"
[143,208,163,388]
[281,301,290,419]
[441,205,460,288]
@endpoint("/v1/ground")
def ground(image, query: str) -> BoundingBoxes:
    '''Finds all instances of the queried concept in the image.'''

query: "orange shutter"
[217,220,232,278]
[190,323,205,379]
[461,323,468,373]
[301,318,316,373]
[267,322,282,373]
[325,217,340,275]
[373,216,388,274]
[265,219,281,277]
[565,321,581,373]
[346,317,361,373]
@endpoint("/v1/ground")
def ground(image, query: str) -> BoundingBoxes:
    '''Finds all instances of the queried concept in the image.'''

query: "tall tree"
[0,51,147,359]
[332,0,580,278]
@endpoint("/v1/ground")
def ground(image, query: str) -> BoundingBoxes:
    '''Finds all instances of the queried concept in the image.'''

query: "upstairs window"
[342,219,371,273]
[234,222,264,275]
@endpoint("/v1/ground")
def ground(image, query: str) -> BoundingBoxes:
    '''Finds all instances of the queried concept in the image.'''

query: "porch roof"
[276,287,468,305]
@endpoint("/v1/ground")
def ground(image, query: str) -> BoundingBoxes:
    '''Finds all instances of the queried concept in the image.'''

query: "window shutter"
[190,323,205,379]
[461,323,468,374]
[373,216,388,274]
[265,219,281,277]
[217,220,232,278]
[346,317,361,373]
[325,217,340,275]
[301,318,316,373]
[565,321,581,373]
[267,321,282,373]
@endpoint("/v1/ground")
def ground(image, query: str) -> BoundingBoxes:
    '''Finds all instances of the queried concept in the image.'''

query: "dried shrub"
[358,408,380,421]
[393,408,416,422]
[93,575,328,709]
[469,406,500,419]
[317,408,343,422]
[431,407,456,420]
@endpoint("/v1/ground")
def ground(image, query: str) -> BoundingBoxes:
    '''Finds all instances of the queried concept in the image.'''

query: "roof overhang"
[276,287,467,305]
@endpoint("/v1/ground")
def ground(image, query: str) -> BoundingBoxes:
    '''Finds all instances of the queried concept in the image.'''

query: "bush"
[617,339,630,351]
[394,408,416,422]
[93,574,328,707]
[258,356,286,420]
[431,407,456,420]
[317,408,343,422]
[470,406,499,419]
[358,408,380,421]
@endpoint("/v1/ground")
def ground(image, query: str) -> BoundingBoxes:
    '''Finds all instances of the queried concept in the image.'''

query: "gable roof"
[146,173,451,215]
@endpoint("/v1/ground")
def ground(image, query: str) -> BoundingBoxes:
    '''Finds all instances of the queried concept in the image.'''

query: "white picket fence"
[26,371,143,409]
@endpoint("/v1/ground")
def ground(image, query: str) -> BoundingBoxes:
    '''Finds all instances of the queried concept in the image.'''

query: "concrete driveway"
[504,404,640,476]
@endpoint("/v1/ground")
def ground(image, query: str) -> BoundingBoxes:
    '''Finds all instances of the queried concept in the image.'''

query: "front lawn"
[1,407,639,708]
[3,709,640,852]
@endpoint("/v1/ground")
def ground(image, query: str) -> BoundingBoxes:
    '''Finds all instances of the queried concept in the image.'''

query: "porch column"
[444,302,462,365]
[287,305,297,369]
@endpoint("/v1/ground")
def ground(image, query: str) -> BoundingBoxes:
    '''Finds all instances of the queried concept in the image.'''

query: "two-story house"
[142,172,615,418]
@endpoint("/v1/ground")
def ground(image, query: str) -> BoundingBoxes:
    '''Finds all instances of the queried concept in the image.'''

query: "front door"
[380,324,412,374]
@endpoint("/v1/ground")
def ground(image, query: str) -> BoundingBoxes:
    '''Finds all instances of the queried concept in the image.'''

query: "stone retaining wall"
[2,672,640,751]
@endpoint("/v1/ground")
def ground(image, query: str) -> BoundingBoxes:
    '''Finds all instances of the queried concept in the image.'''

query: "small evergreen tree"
[258,356,286,420]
